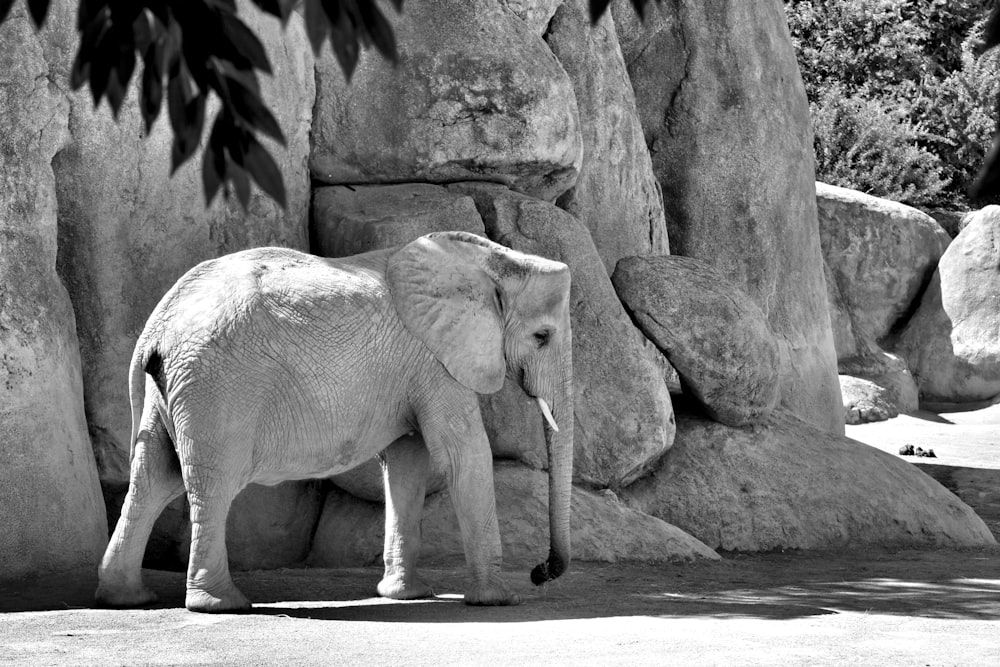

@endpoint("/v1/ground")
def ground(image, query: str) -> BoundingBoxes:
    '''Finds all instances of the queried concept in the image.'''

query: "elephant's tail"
[127,334,166,463]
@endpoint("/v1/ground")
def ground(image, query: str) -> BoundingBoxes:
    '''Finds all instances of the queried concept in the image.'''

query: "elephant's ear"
[387,233,506,395]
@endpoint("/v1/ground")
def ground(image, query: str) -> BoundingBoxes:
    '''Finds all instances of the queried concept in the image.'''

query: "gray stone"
[614,0,843,434]
[613,255,780,427]
[419,463,719,565]
[311,0,582,200]
[840,376,898,425]
[0,8,108,581]
[312,184,484,258]
[450,183,675,488]
[309,463,719,567]
[499,0,563,34]
[307,487,385,568]
[838,350,919,419]
[623,410,996,551]
[894,206,1000,404]
[817,182,950,353]
[545,0,669,274]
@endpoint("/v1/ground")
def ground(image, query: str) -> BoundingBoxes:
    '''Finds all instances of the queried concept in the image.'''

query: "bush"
[811,86,950,206]
[785,0,994,207]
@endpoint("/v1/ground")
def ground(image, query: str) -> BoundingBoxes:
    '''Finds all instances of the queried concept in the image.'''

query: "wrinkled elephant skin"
[94,232,574,612]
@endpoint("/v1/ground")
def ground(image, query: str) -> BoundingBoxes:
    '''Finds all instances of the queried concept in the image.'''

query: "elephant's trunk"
[530,343,573,585]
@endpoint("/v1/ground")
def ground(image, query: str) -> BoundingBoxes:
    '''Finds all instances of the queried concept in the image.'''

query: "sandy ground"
[3,405,999,666]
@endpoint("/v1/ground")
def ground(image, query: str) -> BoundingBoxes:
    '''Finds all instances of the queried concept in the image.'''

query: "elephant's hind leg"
[377,434,434,600]
[181,441,251,613]
[96,393,185,607]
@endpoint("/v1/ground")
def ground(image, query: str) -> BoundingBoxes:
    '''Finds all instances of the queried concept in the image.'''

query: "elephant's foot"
[377,572,435,600]
[94,579,158,608]
[185,583,251,613]
[464,582,521,606]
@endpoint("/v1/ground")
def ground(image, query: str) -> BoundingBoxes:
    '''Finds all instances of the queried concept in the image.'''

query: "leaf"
[588,0,612,23]
[356,0,397,61]
[222,74,285,144]
[218,10,272,74]
[202,121,228,205]
[248,0,295,21]
[106,46,137,118]
[88,30,116,107]
[229,160,252,209]
[70,7,112,91]
[26,0,50,28]
[167,64,206,173]
[304,0,331,55]
[242,136,287,208]
[0,0,16,25]
[140,42,165,133]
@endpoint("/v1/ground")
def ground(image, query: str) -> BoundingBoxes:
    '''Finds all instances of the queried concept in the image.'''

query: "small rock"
[915,447,926,457]
[899,445,915,456]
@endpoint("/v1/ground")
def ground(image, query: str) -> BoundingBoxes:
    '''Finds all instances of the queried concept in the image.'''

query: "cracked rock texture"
[613,255,780,427]
[614,0,843,435]
[0,7,107,579]
[545,0,669,274]
[310,0,582,201]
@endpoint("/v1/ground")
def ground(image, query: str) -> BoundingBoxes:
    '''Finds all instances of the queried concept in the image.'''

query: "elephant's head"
[387,231,573,585]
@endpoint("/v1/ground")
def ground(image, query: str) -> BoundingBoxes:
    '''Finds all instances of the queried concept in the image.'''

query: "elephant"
[94,231,574,612]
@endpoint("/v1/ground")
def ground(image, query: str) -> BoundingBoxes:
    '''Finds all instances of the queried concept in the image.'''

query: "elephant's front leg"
[421,395,520,606]
[377,434,434,600]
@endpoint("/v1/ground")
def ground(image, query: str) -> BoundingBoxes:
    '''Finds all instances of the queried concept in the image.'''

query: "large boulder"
[816,182,950,353]
[840,375,901,425]
[450,183,675,489]
[545,0,669,274]
[312,184,484,258]
[623,410,996,551]
[308,463,718,567]
[45,0,314,488]
[0,9,107,580]
[613,255,780,427]
[310,0,582,201]
[614,0,843,434]
[894,206,1000,404]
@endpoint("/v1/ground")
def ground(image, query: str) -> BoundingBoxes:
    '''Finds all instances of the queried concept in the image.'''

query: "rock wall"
[0,8,107,580]
[614,0,843,434]
[4,0,993,582]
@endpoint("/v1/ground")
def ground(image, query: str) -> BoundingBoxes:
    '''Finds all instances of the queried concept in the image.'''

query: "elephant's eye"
[533,329,552,347]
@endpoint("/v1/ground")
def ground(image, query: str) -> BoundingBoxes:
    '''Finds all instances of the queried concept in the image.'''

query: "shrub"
[811,85,950,207]
[786,0,993,207]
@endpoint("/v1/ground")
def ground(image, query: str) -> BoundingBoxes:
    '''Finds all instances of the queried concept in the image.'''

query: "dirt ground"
[3,405,999,666]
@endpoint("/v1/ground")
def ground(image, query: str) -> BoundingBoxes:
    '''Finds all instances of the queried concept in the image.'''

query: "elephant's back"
[147,247,391,346]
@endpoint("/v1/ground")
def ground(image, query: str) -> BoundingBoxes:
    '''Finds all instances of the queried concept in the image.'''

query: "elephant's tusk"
[536,397,559,433]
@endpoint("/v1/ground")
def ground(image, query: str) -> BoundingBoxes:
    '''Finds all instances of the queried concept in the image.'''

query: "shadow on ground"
[4,548,998,623]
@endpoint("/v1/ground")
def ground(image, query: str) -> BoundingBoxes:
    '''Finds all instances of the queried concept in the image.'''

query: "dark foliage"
[786,0,1000,207]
